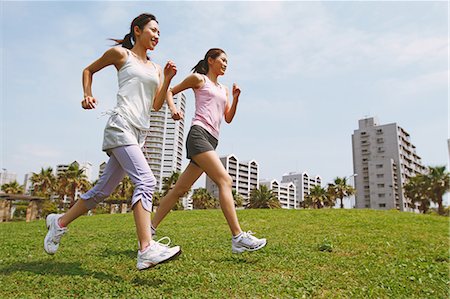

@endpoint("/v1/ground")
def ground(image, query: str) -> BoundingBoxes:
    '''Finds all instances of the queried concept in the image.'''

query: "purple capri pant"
[80,145,156,212]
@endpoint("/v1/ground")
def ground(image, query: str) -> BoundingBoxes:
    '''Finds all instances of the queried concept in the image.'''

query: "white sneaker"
[136,237,181,270]
[44,213,67,255]
[232,231,267,254]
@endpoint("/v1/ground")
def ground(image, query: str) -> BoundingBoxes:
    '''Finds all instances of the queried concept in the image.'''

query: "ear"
[133,25,141,37]
[207,56,214,66]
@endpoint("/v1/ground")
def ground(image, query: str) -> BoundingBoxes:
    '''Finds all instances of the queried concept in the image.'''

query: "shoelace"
[152,236,172,249]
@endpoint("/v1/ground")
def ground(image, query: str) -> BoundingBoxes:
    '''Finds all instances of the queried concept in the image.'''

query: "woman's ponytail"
[191,59,208,74]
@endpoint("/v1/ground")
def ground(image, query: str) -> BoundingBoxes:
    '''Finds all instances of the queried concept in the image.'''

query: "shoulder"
[103,46,128,60]
[186,73,205,89]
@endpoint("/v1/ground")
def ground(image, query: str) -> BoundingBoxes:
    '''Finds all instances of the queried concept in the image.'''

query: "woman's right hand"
[81,95,97,109]
[164,60,177,80]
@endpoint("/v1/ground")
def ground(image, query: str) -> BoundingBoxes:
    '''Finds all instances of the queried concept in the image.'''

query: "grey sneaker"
[232,231,267,254]
[44,214,67,255]
[136,237,181,270]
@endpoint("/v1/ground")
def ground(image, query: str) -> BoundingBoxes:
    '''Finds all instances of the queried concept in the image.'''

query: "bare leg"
[59,200,89,227]
[192,151,242,236]
[133,200,152,250]
[152,162,203,228]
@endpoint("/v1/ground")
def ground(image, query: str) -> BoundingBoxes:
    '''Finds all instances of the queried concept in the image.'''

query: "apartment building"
[352,117,426,211]
[281,172,322,209]
[205,154,259,202]
[260,179,296,209]
[142,93,186,191]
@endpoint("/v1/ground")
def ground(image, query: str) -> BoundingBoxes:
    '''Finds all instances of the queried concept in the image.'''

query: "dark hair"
[110,13,158,49]
[191,48,226,75]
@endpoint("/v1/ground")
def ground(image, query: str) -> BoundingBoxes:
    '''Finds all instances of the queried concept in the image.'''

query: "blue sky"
[1,1,448,194]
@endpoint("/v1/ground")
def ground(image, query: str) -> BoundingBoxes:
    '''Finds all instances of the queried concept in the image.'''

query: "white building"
[143,93,186,191]
[56,161,93,182]
[0,170,17,188]
[98,162,107,180]
[281,172,322,209]
[260,179,296,209]
[352,117,426,211]
[23,172,34,195]
[205,154,259,202]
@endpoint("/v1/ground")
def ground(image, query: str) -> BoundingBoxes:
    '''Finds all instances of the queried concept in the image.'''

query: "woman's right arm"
[81,47,127,109]
[166,73,204,119]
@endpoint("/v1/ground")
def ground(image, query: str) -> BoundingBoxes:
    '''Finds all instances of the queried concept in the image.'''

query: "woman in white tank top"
[43,13,182,270]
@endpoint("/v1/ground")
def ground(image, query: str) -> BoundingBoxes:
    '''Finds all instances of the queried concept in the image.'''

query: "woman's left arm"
[224,83,240,123]
[153,61,177,111]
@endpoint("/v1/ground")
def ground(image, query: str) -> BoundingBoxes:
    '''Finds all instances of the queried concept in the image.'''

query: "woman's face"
[209,53,228,76]
[135,20,160,50]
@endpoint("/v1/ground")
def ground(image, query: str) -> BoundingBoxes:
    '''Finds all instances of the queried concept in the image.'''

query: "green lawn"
[0,209,448,298]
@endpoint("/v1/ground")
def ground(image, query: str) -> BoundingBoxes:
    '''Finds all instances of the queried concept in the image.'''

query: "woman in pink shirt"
[152,48,266,253]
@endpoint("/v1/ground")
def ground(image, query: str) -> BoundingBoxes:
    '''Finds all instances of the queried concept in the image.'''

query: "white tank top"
[114,49,159,130]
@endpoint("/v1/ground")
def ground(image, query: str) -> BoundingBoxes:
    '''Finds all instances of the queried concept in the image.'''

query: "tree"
[232,189,244,208]
[162,171,186,210]
[191,188,218,209]
[404,174,430,213]
[1,181,24,194]
[247,185,281,209]
[110,176,134,200]
[426,166,450,216]
[30,167,55,198]
[58,163,91,207]
[328,177,355,209]
[304,185,327,209]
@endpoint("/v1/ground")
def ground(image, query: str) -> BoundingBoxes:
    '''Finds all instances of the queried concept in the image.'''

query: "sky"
[1,1,448,198]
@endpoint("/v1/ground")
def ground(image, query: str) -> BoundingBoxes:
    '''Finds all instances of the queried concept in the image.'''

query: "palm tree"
[30,167,56,198]
[232,190,244,208]
[426,166,450,215]
[110,176,134,200]
[58,163,91,207]
[304,185,327,209]
[191,188,218,209]
[152,191,163,211]
[247,185,281,209]
[162,171,186,210]
[328,177,355,209]
[162,171,181,196]
[404,174,430,213]
[1,181,24,194]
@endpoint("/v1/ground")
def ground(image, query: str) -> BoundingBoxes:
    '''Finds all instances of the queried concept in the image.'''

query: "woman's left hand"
[171,110,184,120]
[232,83,241,99]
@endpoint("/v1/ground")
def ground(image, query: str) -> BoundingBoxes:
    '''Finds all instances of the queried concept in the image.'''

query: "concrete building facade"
[260,179,296,209]
[143,93,186,191]
[205,154,259,202]
[281,172,322,209]
[352,117,426,211]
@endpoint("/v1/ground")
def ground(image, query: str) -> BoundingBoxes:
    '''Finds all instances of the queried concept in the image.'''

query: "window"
[379,203,386,208]
[376,164,383,169]
[377,184,385,188]
[377,174,384,178]
[378,193,385,198]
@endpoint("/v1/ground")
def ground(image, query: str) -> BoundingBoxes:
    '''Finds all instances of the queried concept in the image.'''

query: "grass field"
[0,209,448,298]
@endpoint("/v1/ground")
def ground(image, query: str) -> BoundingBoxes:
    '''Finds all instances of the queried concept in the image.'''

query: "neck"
[207,73,219,84]
[131,45,148,61]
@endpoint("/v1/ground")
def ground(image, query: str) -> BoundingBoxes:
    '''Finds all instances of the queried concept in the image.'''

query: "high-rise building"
[56,161,93,182]
[0,170,17,190]
[260,179,296,209]
[205,154,259,202]
[143,93,186,191]
[281,172,322,209]
[98,162,107,180]
[352,117,426,211]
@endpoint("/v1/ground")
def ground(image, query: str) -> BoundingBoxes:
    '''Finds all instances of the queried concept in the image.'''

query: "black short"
[186,125,218,161]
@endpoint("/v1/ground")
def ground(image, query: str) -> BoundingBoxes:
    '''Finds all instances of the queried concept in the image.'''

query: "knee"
[216,175,232,190]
